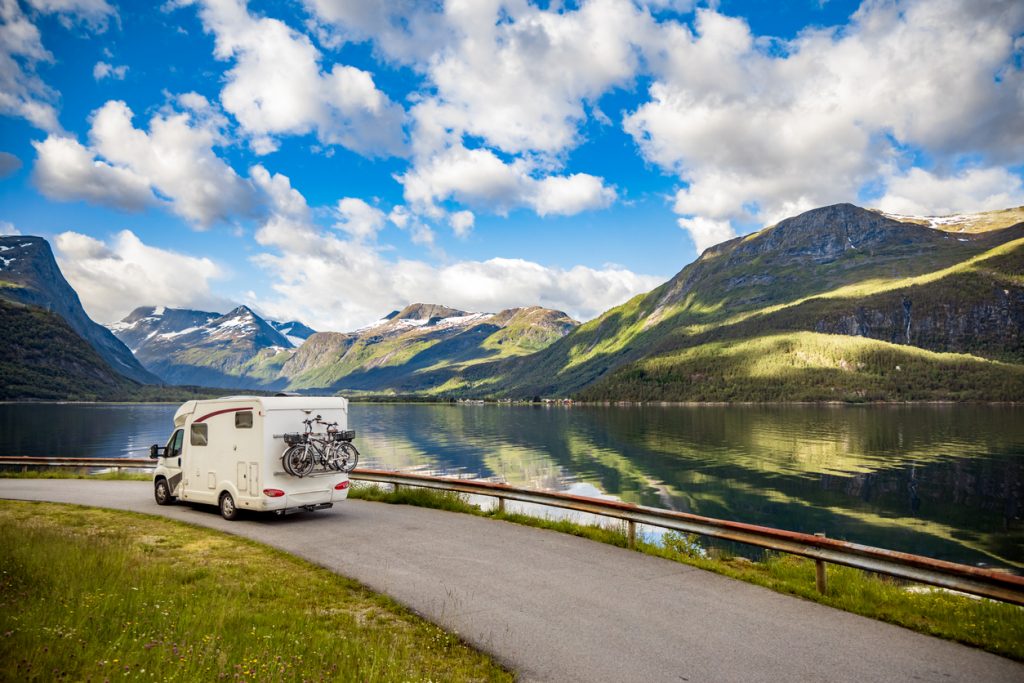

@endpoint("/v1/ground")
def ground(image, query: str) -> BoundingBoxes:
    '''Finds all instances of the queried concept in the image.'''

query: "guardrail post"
[497,496,506,515]
[627,520,637,549]
[814,532,828,594]
[393,483,400,494]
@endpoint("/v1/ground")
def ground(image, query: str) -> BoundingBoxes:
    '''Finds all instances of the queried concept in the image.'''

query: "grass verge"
[0,500,512,683]
[348,483,1024,661]
[0,469,150,481]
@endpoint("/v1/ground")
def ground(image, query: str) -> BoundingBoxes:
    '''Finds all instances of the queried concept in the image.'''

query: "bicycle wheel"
[284,444,314,477]
[298,444,316,476]
[282,444,299,476]
[338,441,359,473]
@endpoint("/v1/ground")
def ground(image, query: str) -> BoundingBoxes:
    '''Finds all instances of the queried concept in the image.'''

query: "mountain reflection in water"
[1,402,1020,569]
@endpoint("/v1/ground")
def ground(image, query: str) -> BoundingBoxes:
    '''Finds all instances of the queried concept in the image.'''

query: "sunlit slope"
[286,305,578,392]
[454,203,1024,399]
[578,332,1024,402]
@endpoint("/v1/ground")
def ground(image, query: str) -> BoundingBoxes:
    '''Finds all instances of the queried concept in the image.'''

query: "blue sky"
[1,0,1022,330]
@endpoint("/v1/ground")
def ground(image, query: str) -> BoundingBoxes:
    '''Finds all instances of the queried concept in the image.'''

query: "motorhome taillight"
[263,488,285,497]
[334,481,350,491]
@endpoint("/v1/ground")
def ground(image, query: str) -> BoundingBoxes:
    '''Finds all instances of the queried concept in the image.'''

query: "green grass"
[0,469,151,481]
[0,500,512,683]
[349,484,1024,661]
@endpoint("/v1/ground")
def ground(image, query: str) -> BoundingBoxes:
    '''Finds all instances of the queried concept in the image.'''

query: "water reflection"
[350,404,1024,569]
[1,402,1020,568]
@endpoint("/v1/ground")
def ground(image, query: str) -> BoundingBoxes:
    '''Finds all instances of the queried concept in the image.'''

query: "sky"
[0,0,1022,331]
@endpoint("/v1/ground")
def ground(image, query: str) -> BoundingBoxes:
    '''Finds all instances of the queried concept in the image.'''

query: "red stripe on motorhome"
[194,407,253,423]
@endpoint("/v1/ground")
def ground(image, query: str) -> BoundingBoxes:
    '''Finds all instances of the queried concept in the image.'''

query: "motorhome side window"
[235,411,253,429]
[167,429,184,457]
[190,423,209,446]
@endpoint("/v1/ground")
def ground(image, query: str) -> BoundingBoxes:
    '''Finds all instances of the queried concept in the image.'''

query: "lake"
[1,402,1021,570]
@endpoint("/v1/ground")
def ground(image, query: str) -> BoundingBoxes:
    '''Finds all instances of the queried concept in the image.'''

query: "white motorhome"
[150,396,353,520]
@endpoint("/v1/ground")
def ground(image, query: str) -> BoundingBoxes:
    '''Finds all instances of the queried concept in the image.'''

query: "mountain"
[282,303,579,392]
[0,236,158,384]
[108,301,578,392]
[109,305,295,388]
[109,306,220,353]
[269,320,316,346]
[448,204,1024,401]
[0,297,139,400]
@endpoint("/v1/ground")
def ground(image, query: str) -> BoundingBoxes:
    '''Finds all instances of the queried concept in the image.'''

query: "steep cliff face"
[0,236,158,384]
[811,284,1024,362]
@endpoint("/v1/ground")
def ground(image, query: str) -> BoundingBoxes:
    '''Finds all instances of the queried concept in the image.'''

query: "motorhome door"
[163,428,184,495]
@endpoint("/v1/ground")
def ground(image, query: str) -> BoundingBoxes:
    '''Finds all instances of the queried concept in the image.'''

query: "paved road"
[2,479,1021,682]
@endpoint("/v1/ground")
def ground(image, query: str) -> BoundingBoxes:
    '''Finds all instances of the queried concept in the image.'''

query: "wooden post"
[814,532,828,594]
[627,520,637,550]
[393,483,400,494]
[497,496,505,515]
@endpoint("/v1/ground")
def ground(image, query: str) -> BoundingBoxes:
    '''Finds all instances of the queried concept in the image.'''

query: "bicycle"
[281,415,359,477]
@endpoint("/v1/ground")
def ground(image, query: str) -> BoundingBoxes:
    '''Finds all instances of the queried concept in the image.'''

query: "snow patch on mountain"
[881,211,972,231]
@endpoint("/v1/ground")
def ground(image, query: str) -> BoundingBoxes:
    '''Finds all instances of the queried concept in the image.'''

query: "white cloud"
[0,0,119,131]
[33,100,258,227]
[249,166,660,330]
[53,230,230,323]
[255,238,663,331]
[416,0,652,156]
[300,0,450,64]
[677,216,736,254]
[625,1,1024,236]
[24,0,117,32]
[32,135,156,210]
[0,220,18,235]
[532,174,617,217]
[876,167,1024,217]
[0,0,61,131]
[92,61,127,80]
[181,0,406,157]
[334,197,385,240]
[449,210,474,238]
[399,144,615,217]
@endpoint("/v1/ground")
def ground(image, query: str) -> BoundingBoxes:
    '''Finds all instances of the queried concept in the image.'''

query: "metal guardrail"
[0,456,154,471]
[2,457,1023,605]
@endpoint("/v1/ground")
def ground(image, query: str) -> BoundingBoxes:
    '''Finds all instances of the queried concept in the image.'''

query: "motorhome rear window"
[190,423,208,446]
[235,411,253,428]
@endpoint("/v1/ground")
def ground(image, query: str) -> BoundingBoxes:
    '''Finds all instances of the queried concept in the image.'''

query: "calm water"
[2,402,1021,569]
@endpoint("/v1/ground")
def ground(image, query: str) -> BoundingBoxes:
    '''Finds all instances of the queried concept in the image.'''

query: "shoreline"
[2,398,1023,407]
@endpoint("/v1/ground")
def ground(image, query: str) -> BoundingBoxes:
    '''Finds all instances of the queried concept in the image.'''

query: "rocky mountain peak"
[728,203,939,265]
[395,303,467,321]
[224,304,257,319]
[1,235,158,384]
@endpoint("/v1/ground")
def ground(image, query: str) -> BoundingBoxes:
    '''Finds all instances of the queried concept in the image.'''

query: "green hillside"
[282,305,578,393]
[441,204,1024,401]
[577,332,1024,402]
[0,298,138,400]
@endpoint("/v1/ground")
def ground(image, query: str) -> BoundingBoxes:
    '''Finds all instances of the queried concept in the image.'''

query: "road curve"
[1,479,1020,682]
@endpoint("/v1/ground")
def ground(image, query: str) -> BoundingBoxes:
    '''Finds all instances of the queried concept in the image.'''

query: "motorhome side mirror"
[149,444,162,459]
